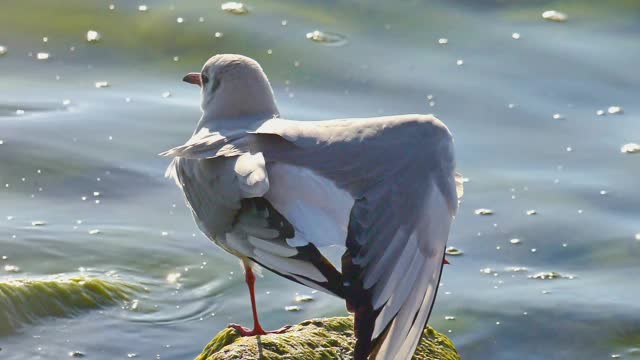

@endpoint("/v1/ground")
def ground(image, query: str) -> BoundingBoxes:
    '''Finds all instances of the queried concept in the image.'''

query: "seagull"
[161,54,463,360]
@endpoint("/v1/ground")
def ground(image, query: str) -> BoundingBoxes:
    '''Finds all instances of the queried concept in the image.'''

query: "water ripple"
[0,103,64,118]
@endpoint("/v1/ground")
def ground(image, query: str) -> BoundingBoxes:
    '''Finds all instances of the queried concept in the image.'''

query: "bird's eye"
[201,74,209,85]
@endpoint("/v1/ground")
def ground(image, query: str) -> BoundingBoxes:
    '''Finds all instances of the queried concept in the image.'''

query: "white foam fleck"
[504,266,528,272]
[542,10,568,22]
[294,294,314,302]
[621,143,640,154]
[305,30,348,46]
[36,52,50,60]
[221,2,248,15]
[4,264,20,273]
[480,267,495,275]
[446,246,464,256]
[607,106,623,114]
[529,271,576,280]
[86,30,101,43]
[475,208,494,216]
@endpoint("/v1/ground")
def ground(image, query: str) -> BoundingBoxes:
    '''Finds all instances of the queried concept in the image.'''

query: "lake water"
[1,1,639,359]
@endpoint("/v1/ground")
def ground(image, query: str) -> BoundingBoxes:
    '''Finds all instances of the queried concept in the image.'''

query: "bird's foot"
[228,323,291,336]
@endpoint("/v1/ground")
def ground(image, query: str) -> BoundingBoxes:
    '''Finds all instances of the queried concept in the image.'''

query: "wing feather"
[370,184,452,360]
[160,128,248,159]
[252,115,459,360]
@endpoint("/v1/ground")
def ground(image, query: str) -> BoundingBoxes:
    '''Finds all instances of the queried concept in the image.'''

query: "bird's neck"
[195,111,278,134]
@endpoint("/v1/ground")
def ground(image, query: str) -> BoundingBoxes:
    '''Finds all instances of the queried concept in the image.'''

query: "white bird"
[161,54,463,360]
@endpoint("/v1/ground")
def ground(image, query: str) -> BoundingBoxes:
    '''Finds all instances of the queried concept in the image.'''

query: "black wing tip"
[350,289,393,360]
[250,257,344,298]
[353,305,376,360]
[342,249,381,360]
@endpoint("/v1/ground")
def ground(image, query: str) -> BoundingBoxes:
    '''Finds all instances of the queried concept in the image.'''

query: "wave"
[0,275,141,335]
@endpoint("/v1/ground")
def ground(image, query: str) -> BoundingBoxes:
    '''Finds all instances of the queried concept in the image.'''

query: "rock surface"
[196,316,460,360]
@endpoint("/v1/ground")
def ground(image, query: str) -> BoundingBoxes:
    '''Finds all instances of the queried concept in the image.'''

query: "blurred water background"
[1,0,639,359]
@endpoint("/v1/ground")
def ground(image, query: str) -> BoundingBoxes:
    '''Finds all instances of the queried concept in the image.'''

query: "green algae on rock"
[0,275,140,335]
[196,316,460,360]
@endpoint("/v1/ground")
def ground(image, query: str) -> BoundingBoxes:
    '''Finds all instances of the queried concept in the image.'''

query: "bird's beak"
[182,72,202,87]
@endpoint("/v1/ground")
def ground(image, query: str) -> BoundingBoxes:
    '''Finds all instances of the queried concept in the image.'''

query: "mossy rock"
[196,316,460,360]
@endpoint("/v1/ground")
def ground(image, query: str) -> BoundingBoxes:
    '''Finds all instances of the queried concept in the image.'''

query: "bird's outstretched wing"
[253,115,460,360]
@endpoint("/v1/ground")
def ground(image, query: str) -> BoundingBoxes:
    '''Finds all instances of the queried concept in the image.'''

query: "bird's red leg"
[228,260,291,336]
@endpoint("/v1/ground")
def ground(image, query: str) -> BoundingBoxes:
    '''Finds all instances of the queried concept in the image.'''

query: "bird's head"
[183,54,279,120]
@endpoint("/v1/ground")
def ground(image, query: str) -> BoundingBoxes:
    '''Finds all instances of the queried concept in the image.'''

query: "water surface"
[1,1,639,359]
